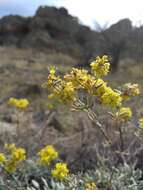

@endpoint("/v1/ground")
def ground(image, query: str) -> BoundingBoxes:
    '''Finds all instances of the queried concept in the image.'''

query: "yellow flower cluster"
[92,79,107,97]
[0,144,26,173]
[43,56,124,108]
[121,83,140,100]
[90,55,110,77]
[43,55,140,110]
[8,98,29,109]
[0,144,69,180]
[51,163,69,180]
[38,145,58,165]
[64,69,107,96]
[64,68,93,90]
[38,145,69,180]
[42,68,75,104]
[101,87,122,108]
[42,67,61,89]
[85,182,97,190]
[115,107,132,121]
[48,81,76,104]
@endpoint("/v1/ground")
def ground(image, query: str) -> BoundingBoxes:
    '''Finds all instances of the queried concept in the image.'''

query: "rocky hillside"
[0,6,97,60]
[0,6,143,68]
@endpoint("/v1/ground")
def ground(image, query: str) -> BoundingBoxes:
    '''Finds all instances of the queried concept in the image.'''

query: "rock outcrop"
[0,6,143,66]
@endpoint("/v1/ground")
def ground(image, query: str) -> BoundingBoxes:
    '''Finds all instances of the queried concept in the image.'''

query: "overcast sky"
[0,0,143,28]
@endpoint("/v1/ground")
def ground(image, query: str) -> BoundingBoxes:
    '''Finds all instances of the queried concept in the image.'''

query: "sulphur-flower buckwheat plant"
[42,54,141,189]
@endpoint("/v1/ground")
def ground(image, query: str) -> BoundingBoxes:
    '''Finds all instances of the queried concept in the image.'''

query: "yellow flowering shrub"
[38,145,58,165]
[51,162,69,180]
[41,55,142,187]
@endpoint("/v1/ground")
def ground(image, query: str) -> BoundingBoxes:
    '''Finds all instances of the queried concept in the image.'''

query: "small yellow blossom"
[93,79,107,97]
[14,99,29,109]
[4,160,17,173]
[139,118,143,129]
[11,148,26,163]
[121,83,140,100]
[8,98,29,109]
[85,182,97,190]
[48,81,76,104]
[49,67,56,75]
[130,84,140,96]
[47,103,54,110]
[101,87,122,108]
[8,98,17,106]
[5,143,16,151]
[42,68,61,89]
[0,153,6,164]
[38,145,58,166]
[90,55,110,77]
[64,68,107,96]
[116,107,132,121]
[64,68,91,89]
[51,163,69,180]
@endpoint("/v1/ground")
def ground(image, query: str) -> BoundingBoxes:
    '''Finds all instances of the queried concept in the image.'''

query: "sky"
[0,0,143,28]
